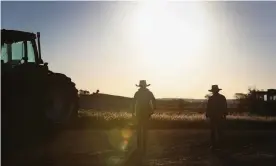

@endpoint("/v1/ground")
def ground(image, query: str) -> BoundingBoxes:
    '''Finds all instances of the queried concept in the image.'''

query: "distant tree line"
[234,88,256,112]
[77,87,275,115]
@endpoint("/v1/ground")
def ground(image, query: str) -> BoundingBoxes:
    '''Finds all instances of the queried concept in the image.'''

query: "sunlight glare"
[131,1,212,74]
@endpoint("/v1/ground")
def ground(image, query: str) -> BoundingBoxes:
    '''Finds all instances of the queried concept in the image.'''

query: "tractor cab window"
[26,41,35,62]
[1,41,36,64]
[1,43,8,63]
[10,41,24,62]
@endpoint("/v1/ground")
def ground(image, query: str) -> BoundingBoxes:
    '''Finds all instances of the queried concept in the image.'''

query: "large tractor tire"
[45,73,79,128]
[2,65,79,158]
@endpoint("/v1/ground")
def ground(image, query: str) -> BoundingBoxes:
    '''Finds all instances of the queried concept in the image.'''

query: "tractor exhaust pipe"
[37,32,42,61]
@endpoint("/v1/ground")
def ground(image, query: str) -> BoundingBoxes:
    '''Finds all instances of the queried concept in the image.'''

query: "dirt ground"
[3,129,276,166]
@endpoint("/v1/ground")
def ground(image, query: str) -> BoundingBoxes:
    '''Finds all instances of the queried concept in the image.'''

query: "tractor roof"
[1,29,37,44]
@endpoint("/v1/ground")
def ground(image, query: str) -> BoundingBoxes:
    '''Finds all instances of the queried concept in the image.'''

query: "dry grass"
[75,109,276,130]
[78,109,276,122]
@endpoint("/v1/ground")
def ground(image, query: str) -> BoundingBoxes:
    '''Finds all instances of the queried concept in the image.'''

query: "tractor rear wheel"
[45,73,79,129]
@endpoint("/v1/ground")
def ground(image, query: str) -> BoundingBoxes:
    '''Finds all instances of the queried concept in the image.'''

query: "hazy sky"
[2,1,276,99]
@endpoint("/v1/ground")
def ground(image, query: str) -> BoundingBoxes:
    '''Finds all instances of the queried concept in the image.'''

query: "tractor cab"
[1,29,44,67]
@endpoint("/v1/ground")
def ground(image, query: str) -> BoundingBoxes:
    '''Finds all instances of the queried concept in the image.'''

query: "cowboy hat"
[136,80,151,87]
[209,85,222,92]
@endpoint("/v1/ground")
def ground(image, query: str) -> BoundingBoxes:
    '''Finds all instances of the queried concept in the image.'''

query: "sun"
[131,1,212,73]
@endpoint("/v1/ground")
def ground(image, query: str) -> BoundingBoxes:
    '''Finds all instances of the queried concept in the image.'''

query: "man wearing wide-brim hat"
[206,85,228,149]
[132,80,156,155]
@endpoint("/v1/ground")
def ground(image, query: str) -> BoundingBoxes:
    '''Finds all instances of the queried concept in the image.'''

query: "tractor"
[1,29,79,155]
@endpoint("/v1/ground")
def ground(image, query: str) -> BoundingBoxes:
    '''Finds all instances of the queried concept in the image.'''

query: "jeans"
[136,118,149,153]
[210,117,225,146]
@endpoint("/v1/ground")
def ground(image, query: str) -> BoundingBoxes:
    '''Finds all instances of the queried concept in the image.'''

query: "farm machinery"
[1,29,79,154]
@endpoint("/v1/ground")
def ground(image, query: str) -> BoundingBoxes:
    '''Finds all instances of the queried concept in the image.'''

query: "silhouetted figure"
[132,80,156,155]
[206,85,227,149]
[92,89,100,95]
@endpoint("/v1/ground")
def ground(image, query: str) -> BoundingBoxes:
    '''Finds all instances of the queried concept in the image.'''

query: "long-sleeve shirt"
[206,93,227,119]
[133,88,156,119]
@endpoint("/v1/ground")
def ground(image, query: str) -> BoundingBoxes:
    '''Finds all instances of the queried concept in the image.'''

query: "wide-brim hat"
[136,80,151,87]
[209,85,222,92]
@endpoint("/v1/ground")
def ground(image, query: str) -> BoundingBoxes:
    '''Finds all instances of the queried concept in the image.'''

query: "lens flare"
[121,127,133,139]
[106,156,122,166]
[121,139,129,151]
[106,129,123,150]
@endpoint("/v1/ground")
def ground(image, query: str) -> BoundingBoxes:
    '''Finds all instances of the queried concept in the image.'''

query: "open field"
[3,129,276,166]
[78,94,237,111]
[76,110,276,130]
[3,110,276,166]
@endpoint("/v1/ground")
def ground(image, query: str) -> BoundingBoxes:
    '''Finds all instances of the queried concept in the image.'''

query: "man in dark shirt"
[206,85,228,148]
[132,80,156,153]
